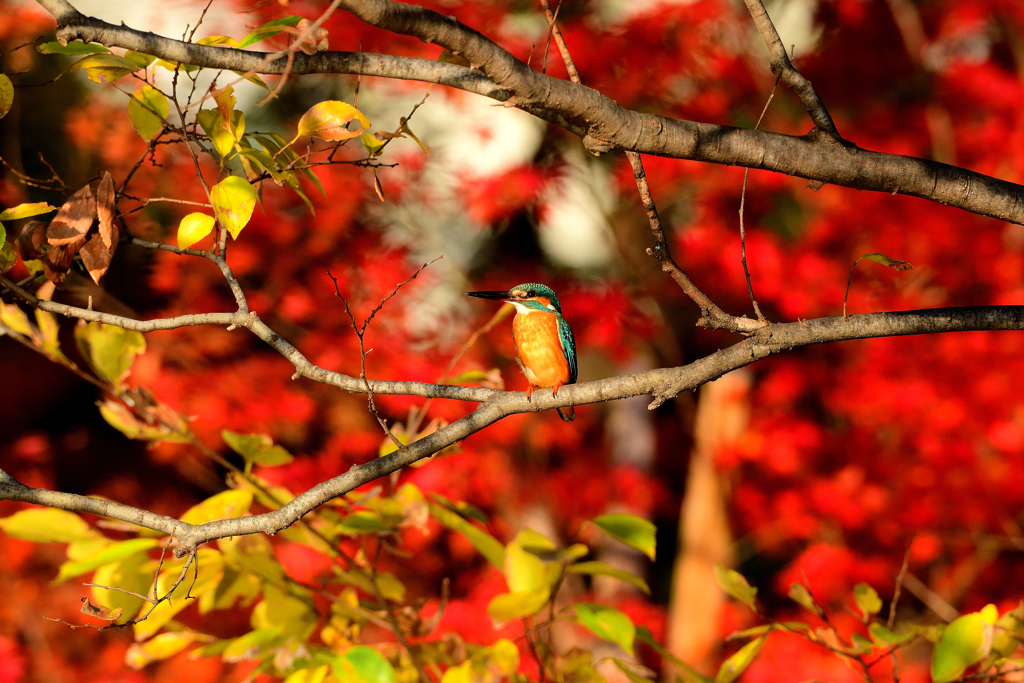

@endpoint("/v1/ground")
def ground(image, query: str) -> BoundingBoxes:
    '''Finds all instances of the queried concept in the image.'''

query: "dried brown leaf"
[15,220,48,261]
[96,172,116,250]
[79,232,112,284]
[80,597,122,622]
[47,185,96,247]
[291,19,328,55]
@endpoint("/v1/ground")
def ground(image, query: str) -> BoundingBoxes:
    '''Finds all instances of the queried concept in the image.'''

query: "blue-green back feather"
[557,314,577,385]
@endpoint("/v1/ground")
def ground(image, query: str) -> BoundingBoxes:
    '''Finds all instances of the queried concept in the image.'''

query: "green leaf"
[360,132,385,157]
[568,561,651,594]
[338,510,393,534]
[853,582,882,618]
[574,602,636,655]
[850,633,874,654]
[37,40,110,55]
[487,588,550,624]
[210,175,257,239]
[714,564,757,609]
[239,15,303,48]
[715,634,767,683]
[297,101,371,142]
[68,54,139,83]
[177,212,216,250]
[181,490,253,525]
[0,74,12,120]
[124,51,156,68]
[335,645,396,683]
[127,85,169,140]
[932,604,999,683]
[591,513,656,560]
[788,582,821,615]
[427,493,488,524]
[74,321,145,392]
[725,625,772,641]
[0,508,98,543]
[428,502,504,568]
[56,537,161,583]
[221,429,294,467]
[0,202,57,222]
[867,622,917,647]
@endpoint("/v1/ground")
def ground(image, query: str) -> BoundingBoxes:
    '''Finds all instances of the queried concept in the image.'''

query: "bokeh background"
[3,0,1024,681]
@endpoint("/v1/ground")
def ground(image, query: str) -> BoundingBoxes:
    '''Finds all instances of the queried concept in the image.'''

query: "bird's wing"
[557,315,578,385]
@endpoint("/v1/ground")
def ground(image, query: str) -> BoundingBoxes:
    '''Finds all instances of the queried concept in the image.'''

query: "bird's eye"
[527,290,535,297]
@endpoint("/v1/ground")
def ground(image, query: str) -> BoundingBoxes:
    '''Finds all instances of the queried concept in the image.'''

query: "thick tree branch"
[32,0,1024,226]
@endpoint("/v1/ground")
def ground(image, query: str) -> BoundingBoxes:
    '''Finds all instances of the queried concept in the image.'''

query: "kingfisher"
[467,283,577,422]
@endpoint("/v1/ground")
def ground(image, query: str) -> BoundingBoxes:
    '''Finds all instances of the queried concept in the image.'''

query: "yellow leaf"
[0,74,13,120]
[181,489,253,525]
[210,176,257,239]
[125,632,195,670]
[0,508,98,543]
[127,85,169,140]
[297,101,370,142]
[68,54,139,83]
[177,212,216,250]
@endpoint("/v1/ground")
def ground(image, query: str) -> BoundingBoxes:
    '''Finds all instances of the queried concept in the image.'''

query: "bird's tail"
[556,405,575,422]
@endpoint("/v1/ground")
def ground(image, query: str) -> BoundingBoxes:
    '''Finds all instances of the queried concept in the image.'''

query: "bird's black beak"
[466,290,512,301]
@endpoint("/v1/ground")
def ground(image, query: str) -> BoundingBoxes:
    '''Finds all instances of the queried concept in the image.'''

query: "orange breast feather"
[512,311,569,388]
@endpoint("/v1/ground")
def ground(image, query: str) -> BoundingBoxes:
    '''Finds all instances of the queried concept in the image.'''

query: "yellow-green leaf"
[222,429,294,467]
[487,588,550,624]
[716,634,767,683]
[177,212,215,250]
[37,40,109,55]
[239,16,302,48]
[0,74,13,120]
[335,645,396,683]
[74,321,145,392]
[196,35,241,48]
[0,300,33,337]
[98,400,192,443]
[285,665,331,683]
[360,132,385,157]
[181,490,253,525]
[853,582,882,618]
[125,632,195,670]
[788,582,821,615]
[297,101,370,142]
[505,537,547,593]
[338,510,393,534]
[0,239,15,274]
[591,513,656,560]
[127,85,169,140]
[715,564,757,609]
[210,175,257,239]
[68,54,139,83]
[57,537,160,583]
[932,605,999,683]
[0,508,98,543]
[428,502,504,568]
[124,51,156,68]
[0,202,57,222]
[251,583,317,640]
[867,622,917,647]
[574,602,636,655]
[568,561,651,595]
[859,252,913,271]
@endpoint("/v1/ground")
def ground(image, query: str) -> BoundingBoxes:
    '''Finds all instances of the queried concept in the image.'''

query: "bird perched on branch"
[466,283,577,422]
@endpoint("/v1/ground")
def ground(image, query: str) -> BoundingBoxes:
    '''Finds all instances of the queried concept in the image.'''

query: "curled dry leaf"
[80,172,119,284]
[291,18,329,55]
[96,171,117,251]
[47,185,96,246]
[80,596,122,622]
[15,220,47,261]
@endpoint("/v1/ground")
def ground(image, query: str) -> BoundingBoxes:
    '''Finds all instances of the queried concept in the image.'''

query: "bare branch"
[33,0,1024,225]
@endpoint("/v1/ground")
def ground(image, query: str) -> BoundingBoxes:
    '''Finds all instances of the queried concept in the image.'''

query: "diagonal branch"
[5,304,1024,551]
[31,0,1024,226]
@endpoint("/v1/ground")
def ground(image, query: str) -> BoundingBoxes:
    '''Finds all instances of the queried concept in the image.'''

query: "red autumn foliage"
[2,0,1024,681]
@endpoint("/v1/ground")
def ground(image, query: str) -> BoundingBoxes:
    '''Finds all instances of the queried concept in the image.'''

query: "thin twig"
[888,536,914,630]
